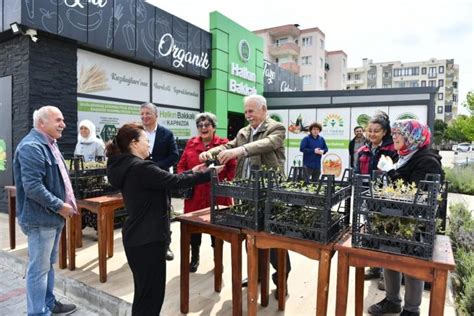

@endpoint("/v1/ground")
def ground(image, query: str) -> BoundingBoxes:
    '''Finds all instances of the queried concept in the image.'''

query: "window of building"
[439,65,444,74]
[453,82,458,88]
[428,67,437,77]
[438,93,444,100]
[438,79,444,87]
[394,69,400,77]
[354,74,360,80]
[437,106,443,114]
[421,80,426,87]
[302,36,312,46]
[320,39,324,49]
[453,95,458,102]
[445,105,452,113]
[275,37,288,46]
[383,71,391,78]
[429,80,436,87]
[302,75,312,85]
[368,73,376,80]
[301,56,312,65]
[422,67,427,75]
[275,58,279,64]
[320,58,324,67]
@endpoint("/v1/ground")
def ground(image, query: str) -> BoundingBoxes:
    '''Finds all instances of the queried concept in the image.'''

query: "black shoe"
[400,310,420,316]
[365,267,382,280]
[166,247,174,261]
[190,258,199,273]
[52,301,77,315]
[274,286,288,299]
[241,278,260,287]
[367,298,402,315]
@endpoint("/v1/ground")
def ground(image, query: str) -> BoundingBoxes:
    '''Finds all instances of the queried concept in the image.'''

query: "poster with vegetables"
[287,109,316,174]
[388,106,427,125]
[350,106,388,139]
[268,110,290,173]
[317,108,351,179]
[77,49,149,102]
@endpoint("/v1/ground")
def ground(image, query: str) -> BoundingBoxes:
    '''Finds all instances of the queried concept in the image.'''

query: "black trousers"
[190,233,215,248]
[125,241,167,316]
[304,167,321,182]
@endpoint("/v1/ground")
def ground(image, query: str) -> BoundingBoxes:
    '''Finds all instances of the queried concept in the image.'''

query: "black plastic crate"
[210,168,270,230]
[264,169,352,243]
[352,173,441,259]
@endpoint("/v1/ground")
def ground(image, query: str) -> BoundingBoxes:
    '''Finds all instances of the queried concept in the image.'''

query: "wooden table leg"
[230,234,242,316]
[67,216,76,270]
[107,211,114,258]
[7,192,15,250]
[335,252,350,316]
[98,211,107,283]
[355,267,365,316]
[277,249,287,311]
[214,237,223,292]
[58,225,67,269]
[75,209,82,248]
[180,223,190,314]
[429,269,448,316]
[260,249,270,307]
[247,235,258,316]
[316,249,332,316]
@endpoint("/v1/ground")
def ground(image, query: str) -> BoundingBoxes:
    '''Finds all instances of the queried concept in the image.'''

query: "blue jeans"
[21,224,63,316]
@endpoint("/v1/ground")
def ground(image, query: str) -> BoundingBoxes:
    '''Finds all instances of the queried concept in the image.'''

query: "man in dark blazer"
[140,103,179,260]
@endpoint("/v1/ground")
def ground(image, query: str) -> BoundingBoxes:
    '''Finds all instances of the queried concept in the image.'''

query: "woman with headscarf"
[368,119,443,316]
[356,111,399,283]
[74,120,105,161]
[177,112,237,273]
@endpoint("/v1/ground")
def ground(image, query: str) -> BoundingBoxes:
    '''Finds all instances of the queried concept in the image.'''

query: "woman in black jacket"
[369,119,443,316]
[106,123,219,315]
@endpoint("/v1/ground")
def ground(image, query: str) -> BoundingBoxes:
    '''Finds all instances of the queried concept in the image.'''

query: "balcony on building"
[346,79,365,86]
[269,42,300,57]
[267,24,302,38]
[279,62,300,74]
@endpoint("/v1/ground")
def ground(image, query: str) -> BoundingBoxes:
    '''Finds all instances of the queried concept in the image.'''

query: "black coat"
[150,125,179,170]
[387,147,443,184]
[107,153,210,247]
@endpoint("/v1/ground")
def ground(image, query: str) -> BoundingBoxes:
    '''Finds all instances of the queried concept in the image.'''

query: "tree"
[466,91,474,113]
[445,115,474,142]
[433,119,447,146]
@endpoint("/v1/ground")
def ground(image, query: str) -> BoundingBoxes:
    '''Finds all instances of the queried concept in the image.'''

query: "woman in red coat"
[177,112,237,272]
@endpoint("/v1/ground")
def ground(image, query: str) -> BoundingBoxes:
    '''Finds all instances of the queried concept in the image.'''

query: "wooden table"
[70,194,124,283]
[4,185,67,268]
[176,208,246,316]
[335,234,456,316]
[244,229,336,316]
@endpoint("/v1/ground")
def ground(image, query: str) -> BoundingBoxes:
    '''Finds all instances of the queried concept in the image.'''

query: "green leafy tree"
[445,115,474,142]
[466,91,474,114]
[433,119,447,145]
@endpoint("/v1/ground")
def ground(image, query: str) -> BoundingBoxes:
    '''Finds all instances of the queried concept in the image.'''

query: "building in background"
[347,58,459,121]
[254,24,347,91]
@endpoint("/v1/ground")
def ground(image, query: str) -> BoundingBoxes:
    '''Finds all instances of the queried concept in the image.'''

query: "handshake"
[377,155,394,172]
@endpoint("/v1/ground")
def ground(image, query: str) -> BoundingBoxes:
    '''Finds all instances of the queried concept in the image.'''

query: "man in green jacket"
[200,94,290,295]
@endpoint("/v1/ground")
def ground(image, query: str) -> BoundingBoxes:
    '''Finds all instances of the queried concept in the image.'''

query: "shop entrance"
[227,112,246,140]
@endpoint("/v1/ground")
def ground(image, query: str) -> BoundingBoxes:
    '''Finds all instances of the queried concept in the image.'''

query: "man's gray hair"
[195,112,217,127]
[33,106,59,128]
[140,102,158,116]
[243,94,267,110]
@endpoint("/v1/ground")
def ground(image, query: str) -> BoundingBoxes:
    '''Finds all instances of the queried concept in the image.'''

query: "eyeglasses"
[197,123,212,129]
[391,131,402,137]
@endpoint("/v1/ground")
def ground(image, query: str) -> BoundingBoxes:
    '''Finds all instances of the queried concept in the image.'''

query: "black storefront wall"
[0,35,77,212]
[263,59,303,93]
[0,0,211,79]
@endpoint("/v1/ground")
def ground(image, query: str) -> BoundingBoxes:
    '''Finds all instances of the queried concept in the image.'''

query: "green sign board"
[204,12,264,137]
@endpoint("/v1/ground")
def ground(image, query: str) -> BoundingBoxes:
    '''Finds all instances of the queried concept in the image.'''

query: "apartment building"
[325,50,348,90]
[254,24,346,91]
[347,58,459,121]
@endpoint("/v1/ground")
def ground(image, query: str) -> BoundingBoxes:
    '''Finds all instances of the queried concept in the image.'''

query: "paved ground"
[0,265,99,315]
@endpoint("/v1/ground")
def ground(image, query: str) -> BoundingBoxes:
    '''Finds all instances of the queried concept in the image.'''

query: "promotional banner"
[287,109,316,172]
[78,98,199,142]
[152,69,200,109]
[317,108,351,179]
[389,105,427,124]
[0,76,12,186]
[77,49,150,102]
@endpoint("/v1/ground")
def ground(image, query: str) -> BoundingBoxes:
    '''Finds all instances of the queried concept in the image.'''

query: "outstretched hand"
[377,155,394,172]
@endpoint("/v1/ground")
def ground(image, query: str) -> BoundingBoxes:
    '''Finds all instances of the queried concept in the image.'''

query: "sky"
[147,0,473,113]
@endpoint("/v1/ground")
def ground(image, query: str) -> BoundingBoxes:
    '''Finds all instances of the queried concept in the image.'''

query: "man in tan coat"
[200,94,290,295]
